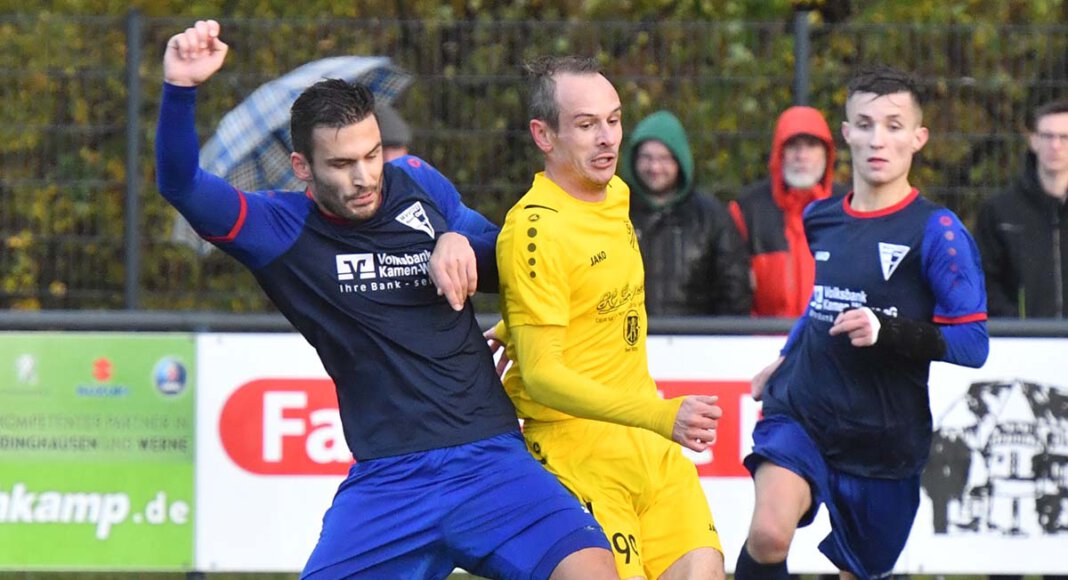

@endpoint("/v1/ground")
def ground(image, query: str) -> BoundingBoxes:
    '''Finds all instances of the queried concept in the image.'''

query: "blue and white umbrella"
[173,56,412,254]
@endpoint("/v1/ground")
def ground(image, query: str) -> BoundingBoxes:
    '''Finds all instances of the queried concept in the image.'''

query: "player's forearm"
[451,207,500,292]
[938,320,989,368]
[870,311,947,362]
[512,324,681,438]
[870,313,988,367]
[156,83,201,201]
[156,82,246,238]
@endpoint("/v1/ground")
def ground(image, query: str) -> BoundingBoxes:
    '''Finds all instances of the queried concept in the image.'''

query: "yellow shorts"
[523,418,722,579]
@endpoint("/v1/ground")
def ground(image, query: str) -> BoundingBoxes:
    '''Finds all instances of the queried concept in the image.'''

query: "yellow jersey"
[498,172,659,423]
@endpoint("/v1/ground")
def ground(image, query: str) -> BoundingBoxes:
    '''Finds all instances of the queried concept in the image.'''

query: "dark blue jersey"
[762,190,988,478]
[157,83,518,460]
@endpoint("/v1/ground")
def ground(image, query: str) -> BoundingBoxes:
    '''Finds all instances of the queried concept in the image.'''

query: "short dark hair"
[846,64,924,117]
[524,55,603,131]
[1032,99,1068,130]
[290,78,376,161]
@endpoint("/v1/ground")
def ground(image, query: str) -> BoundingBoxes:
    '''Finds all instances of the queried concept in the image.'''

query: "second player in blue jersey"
[734,65,990,580]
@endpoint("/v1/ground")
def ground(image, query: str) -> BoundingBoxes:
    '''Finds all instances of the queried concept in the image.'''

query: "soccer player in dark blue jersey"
[157,20,618,580]
[733,65,990,580]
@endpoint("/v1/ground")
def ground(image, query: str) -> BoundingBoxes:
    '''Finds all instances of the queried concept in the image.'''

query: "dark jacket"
[620,111,751,315]
[728,106,846,317]
[976,151,1068,318]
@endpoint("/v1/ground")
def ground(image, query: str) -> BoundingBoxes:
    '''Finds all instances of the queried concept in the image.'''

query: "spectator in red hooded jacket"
[729,106,848,317]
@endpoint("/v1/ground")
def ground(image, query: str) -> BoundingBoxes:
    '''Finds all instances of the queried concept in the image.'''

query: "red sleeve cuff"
[933,312,987,324]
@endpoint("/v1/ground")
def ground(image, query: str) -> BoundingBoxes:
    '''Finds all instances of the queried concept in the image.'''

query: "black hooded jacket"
[621,111,751,316]
[976,151,1068,318]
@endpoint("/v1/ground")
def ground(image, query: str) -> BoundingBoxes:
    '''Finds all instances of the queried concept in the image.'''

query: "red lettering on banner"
[218,378,759,477]
[218,378,353,475]
[656,380,760,478]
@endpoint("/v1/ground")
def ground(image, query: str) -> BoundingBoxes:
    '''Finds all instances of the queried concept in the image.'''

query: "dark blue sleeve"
[156,83,245,237]
[939,321,989,368]
[155,82,308,270]
[392,155,501,292]
[922,210,990,368]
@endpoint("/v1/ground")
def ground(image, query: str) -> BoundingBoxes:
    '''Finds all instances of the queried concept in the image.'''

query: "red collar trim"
[843,188,919,218]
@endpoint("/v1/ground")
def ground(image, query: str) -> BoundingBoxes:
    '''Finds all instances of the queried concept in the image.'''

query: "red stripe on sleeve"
[933,312,988,324]
[203,189,249,243]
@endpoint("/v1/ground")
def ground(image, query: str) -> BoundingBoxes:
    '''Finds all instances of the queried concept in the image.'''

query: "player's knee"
[745,521,792,563]
[658,546,725,580]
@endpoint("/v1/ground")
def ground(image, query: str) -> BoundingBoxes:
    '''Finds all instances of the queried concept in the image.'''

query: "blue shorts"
[744,415,920,580]
[301,431,609,580]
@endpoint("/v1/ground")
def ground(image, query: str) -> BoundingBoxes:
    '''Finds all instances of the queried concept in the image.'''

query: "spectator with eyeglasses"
[620,110,751,316]
[976,99,1068,318]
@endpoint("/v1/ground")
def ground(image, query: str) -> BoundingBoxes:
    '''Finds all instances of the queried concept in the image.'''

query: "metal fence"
[2,13,1067,312]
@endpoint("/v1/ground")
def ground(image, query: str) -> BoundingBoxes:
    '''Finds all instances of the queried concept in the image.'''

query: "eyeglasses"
[635,153,676,166]
[1035,132,1068,144]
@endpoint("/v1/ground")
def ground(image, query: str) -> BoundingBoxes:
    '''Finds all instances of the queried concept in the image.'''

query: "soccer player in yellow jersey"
[495,55,727,580]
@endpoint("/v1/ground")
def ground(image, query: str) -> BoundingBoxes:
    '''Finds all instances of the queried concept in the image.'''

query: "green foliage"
[1,2,1067,310]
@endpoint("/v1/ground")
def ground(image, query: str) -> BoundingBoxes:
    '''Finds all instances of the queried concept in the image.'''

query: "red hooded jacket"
[728,106,846,317]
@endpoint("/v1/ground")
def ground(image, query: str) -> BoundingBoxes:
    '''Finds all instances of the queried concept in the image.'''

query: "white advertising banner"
[195,334,347,572]
[196,333,1068,574]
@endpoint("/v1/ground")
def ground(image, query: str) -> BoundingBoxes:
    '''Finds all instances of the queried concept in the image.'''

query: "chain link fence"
[2,13,1066,311]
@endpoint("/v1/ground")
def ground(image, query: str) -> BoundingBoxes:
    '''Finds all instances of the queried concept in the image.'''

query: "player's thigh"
[549,546,620,580]
[301,460,446,578]
[462,478,612,580]
[751,460,814,535]
[445,432,611,580]
[524,421,645,577]
[745,415,826,535]
[821,471,920,578]
[639,449,722,579]
[303,549,454,580]
[586,493,646,580]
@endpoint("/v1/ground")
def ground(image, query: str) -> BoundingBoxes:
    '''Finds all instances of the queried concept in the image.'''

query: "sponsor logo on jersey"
[878,242,910,281]
[589,250,607,267]
[335,251,433,294]
[625,220,638,251]
[624,310,641,347]
[336,253,376,281]
[596,283,644,316]
[809,284,900,322]
[809,284,868,315]
[395,201,435,239]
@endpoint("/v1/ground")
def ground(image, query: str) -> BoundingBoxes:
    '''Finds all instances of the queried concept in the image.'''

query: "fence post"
[124,9,143,309]
[793,7,812,106]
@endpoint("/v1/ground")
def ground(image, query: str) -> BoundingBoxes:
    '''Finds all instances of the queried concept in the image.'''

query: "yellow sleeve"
[492,319,510,344]
[498,205,570,328]
[511,324,682,440]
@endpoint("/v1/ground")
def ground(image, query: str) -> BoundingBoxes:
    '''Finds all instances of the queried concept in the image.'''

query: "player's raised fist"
[163,19,229,87]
